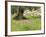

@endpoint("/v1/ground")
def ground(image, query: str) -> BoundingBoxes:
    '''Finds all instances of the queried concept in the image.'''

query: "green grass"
[11,16,41,31]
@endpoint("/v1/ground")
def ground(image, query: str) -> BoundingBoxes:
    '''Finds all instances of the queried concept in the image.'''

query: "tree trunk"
[16,7,25,20]
[18,7,24,19]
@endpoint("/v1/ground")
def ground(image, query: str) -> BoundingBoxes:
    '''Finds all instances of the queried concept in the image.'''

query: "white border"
[7,0,45,2]
[7,2,44,35]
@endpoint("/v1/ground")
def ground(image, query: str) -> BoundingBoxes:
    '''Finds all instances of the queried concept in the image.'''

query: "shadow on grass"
[13,16,28,20]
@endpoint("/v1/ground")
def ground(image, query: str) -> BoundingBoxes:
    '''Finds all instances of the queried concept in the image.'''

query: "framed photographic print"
[5,1,45,36]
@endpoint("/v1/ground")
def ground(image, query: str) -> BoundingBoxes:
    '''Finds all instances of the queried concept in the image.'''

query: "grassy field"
[11,15,41,31]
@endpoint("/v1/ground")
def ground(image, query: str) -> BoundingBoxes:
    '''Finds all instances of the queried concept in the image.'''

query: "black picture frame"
[5,1,45,36]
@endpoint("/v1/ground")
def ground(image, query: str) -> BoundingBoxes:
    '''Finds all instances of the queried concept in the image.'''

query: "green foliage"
[11,6,40,15]
[11,6,18,14]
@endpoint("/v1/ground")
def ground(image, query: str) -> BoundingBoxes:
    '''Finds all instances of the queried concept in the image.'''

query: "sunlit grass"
[11,16,41,31]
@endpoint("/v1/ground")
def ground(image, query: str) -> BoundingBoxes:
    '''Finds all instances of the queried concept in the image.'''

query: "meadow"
[11,6,41,31]
[11,15,41,31]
